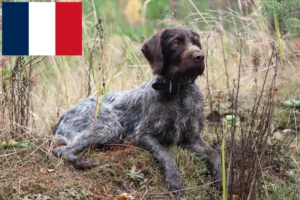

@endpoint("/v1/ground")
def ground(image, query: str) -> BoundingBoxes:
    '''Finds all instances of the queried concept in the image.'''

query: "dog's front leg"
[137,134,183,195]
[182,137,222,190]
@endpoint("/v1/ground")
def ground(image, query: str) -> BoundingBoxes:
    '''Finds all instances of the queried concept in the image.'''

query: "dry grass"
[0,138,220,199]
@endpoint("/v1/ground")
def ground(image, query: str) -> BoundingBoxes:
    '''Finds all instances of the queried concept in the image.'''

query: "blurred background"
[83,0,254,41]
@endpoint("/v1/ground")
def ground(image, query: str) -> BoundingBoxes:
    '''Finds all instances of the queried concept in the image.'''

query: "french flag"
[2,2,82,56]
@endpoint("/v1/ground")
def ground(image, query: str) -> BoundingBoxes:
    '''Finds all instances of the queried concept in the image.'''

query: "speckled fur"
[53,27,222,194]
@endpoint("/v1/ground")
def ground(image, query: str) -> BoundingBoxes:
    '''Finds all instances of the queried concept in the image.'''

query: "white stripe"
[29,2,55,55]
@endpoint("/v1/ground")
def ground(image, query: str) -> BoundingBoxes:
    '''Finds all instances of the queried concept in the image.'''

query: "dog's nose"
[193,52,204,62]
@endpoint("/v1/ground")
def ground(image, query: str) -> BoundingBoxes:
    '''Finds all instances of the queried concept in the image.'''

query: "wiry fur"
[53,27,221,195]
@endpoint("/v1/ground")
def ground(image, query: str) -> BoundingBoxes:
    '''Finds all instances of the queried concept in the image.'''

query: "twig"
[227,36,243,196]
[205,34,213,112]
[2,56,46,81]
[140,188,148,200]
[250,45,276,131]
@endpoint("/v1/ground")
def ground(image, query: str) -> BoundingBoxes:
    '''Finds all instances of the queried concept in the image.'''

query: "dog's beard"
[165,64,203,83]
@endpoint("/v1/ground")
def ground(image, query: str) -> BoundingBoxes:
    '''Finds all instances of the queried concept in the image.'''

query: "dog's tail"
[52,116,64,135]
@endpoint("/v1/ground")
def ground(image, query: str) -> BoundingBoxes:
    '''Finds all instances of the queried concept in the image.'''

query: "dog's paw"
[73,157,99,170]
[52,146,66,158]
[212,164,222,190]
[164,171,183,196]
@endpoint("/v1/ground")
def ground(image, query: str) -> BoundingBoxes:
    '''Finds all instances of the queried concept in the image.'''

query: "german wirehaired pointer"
[53,26,222,194]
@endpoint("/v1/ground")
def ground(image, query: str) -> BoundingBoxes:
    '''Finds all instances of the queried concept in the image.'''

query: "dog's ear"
[141,30,164,74]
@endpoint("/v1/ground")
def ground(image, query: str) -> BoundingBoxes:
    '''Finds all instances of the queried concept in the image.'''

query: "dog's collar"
[152,76,194,93]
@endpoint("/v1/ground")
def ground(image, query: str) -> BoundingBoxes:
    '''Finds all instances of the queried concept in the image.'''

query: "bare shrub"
[218,41,281,199]
[1,56,44,140]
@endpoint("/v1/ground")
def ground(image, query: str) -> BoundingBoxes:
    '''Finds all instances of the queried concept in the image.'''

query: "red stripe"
[56,2,82,56]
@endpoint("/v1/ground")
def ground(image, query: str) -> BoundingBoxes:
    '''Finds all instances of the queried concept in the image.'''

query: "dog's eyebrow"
[162,29,186,41]
[169,34,185,42]
[167,30,187,42]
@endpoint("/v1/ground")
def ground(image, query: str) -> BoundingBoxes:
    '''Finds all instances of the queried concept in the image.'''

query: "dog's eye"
[194,41,201,47]
[172,40,180,47]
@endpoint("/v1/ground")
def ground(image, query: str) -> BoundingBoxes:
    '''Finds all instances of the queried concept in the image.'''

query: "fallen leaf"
[47,168,55,173]
[39,167,47,174]
[289,145,299,152]
[280,129,292,135]
[116,193,134,200]
[232,194,239,200]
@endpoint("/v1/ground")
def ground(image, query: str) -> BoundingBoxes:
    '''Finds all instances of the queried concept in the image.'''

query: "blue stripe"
[2,2,29,55]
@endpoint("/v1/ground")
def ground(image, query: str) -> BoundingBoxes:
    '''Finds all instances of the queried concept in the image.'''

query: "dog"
[52,26,222,194]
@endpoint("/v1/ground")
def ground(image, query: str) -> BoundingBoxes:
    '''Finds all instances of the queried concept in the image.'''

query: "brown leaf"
[116,193,134,200]
[289,145,299,152]
[39,167,47,174]
[230,194,239,200]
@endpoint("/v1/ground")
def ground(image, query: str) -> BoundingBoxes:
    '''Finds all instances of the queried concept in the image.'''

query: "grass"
[0,140,219,199]
[1,0,300,199]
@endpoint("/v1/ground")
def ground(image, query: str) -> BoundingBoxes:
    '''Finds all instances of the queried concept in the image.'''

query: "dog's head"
[142,27,204,81]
